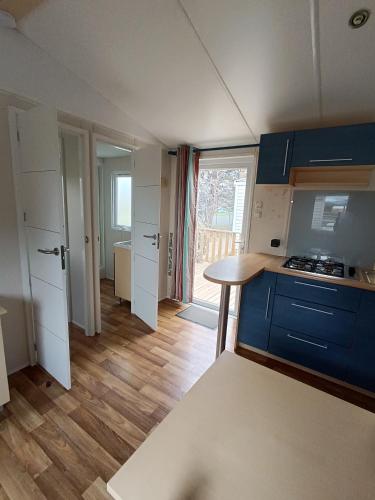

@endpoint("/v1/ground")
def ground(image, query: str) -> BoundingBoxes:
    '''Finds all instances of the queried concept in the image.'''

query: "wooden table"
[204,253,282,358]
[107,352,375,500]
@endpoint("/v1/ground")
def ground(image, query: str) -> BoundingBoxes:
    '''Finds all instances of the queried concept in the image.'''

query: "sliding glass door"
[193,157,254,314]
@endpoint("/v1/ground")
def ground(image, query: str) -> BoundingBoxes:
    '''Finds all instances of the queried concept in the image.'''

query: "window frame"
[111,172,132,231]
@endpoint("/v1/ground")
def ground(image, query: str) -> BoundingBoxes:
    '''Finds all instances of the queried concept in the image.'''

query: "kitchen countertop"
[107,351,375,500]
[204,252,375,291]
[113,241,132,249]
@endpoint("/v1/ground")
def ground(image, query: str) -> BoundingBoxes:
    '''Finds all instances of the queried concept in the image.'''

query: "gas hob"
[283,256,345,278]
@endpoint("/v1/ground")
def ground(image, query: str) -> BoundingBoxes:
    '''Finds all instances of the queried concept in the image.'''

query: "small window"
[112,174,132,230]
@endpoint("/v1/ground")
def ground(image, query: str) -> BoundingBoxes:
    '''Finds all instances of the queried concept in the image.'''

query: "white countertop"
[108,351,374,500]
[113,241,132,249]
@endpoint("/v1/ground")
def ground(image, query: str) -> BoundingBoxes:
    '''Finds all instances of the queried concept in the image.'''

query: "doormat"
[177,304,218,329]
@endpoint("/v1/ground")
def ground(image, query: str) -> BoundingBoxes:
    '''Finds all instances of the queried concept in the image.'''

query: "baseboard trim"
[7,361,30,376]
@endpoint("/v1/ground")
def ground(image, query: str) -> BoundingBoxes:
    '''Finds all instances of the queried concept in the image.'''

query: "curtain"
[171,145,200,303]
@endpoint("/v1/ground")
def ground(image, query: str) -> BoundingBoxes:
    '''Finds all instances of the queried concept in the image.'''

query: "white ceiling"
[96,141,132,158]
[17,0,375,147]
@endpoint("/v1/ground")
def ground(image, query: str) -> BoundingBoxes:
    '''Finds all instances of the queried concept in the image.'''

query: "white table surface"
[108,351,375,500]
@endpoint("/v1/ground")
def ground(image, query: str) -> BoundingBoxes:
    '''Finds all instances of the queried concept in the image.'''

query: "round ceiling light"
[349,9,370,28]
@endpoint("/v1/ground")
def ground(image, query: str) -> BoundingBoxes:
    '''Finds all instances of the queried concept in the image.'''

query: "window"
[311,194,349,232]
[112,174,132,230]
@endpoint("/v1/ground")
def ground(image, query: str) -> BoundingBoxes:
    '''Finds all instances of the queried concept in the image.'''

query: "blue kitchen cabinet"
[291,123,375,167]
[237,272,276,350]
[275,274,362,312]
[268,325,349,380]
[345,291,375,392]
[256,132,294,184]
[272,295,356,348]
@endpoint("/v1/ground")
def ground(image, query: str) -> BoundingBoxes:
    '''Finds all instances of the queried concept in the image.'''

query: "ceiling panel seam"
[178,0,256,142]
[310,0,323,120]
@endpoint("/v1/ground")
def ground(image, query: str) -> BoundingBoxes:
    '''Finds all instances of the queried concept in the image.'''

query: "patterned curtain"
[171,145,200,303]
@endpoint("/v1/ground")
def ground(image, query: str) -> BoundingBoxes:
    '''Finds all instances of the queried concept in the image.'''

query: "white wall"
[101,156,132,280]
[62,132,86,329]
[248,185,293,256]
[0,109,29,374]
[0,29,159,145]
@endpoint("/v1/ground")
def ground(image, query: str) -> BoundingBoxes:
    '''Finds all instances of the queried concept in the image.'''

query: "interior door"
[132,146,162,330]
[18,106,71,389]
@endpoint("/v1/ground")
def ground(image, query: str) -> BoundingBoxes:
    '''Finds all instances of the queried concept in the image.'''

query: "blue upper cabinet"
[237,271,276,350]
[256,132,294,184]
[291,123,375,167]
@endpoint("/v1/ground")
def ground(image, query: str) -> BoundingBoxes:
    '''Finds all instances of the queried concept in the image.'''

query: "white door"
[18,106,71,389]
[132,146,162,330]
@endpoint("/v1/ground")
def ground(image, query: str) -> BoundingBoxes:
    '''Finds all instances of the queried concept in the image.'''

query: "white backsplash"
[248,185,292,256]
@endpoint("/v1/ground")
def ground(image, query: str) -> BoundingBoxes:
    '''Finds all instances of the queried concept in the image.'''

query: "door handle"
[283,138,290,176]
[294,281,337,292]
[264,287,271,319]
[144,233,160,248]
[309,158,352,163]
[291,302,334,315]
[38,247,60,256]
[60,245,70,270]
[287,334,327,349]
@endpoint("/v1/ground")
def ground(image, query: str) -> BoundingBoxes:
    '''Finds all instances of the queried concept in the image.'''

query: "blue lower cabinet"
[272,295,356,347]
[237,272,276,350]
[275,274,361,312]
[268,325,349,380]
[345,291,375,392]
[238,271,374,392]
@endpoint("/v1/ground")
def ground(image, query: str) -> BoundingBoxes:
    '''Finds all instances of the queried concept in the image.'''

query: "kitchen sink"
[114,241,132,249]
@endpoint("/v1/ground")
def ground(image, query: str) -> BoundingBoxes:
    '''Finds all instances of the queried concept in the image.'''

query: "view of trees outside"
[193,167,247,310]
[196,168,246,230]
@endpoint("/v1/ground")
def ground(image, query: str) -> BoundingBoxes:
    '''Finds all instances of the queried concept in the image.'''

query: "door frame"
[91,132,136,333]
[59,122,95,336]
[8,106,36,364]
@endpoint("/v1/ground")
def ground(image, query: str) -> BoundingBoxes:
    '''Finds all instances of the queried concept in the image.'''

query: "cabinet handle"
[264,287,271,319]
[283,139,290,176]
[309,158,352,163]
[294,281,337,292]
[291,302,334,316]
[287,334,327,350]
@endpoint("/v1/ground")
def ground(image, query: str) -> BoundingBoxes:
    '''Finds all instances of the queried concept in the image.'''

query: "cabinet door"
[291,123,375,167]
[256,132,294,184]
[237,272,276,350]
[345,291,375,392]
[272,295,356,347]
[275,274,362,312]
[268,325,349,380]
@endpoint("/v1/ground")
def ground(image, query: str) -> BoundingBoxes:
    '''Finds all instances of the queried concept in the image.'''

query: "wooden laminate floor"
[0,279,232,499]
[1,280,373,499]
